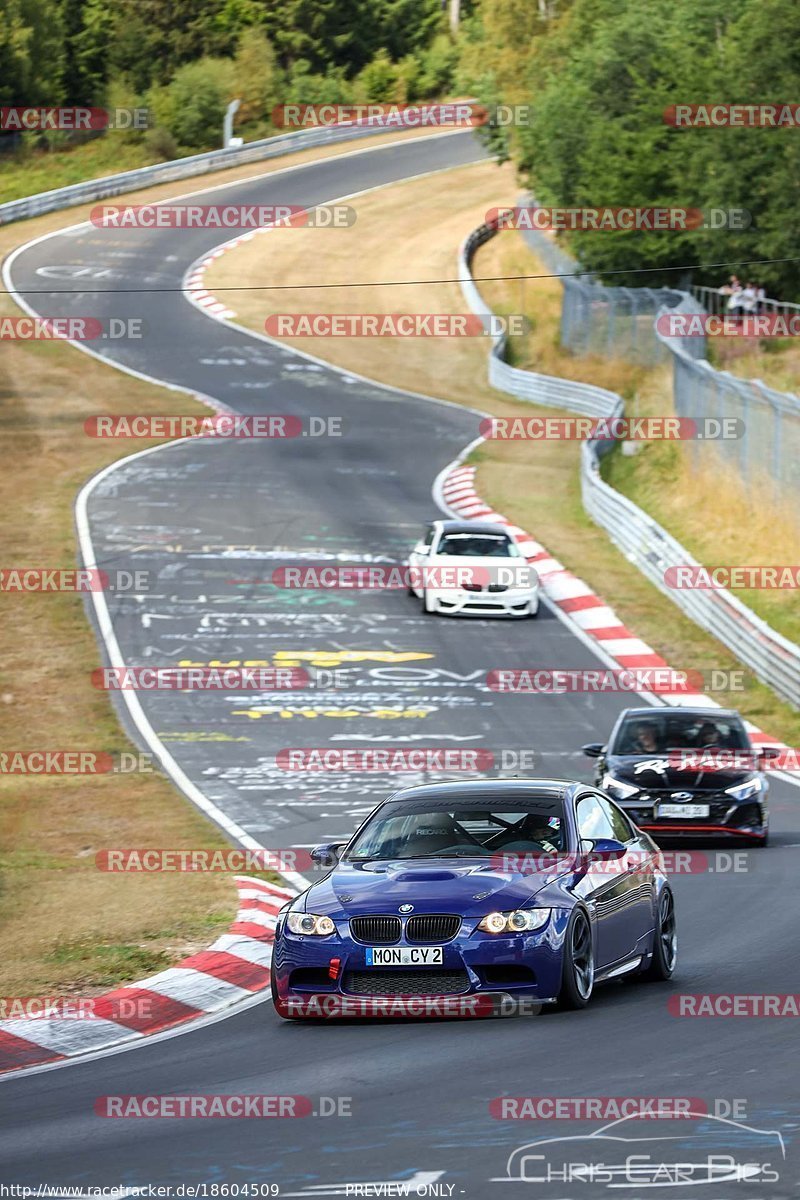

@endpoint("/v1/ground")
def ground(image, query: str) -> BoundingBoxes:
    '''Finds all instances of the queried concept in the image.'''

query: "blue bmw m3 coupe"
[271,779,677,1019]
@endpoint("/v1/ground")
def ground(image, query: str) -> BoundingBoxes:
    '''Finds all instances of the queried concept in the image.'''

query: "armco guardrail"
[459,223,623,421]
[459,220,800,709]
[0,122,400,226]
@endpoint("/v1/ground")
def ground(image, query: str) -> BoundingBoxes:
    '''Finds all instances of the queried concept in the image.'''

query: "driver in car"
[696,721,722,747]
[630,722,660,754]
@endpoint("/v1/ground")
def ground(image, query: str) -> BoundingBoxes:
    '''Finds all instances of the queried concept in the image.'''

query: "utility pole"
[449,0,460,35]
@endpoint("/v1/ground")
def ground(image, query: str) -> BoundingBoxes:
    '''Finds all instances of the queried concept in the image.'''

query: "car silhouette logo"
[399,904,414,913]
[670,792,694,801]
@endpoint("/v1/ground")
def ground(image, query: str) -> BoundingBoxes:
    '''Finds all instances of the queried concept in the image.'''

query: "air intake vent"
[343,969,469,996]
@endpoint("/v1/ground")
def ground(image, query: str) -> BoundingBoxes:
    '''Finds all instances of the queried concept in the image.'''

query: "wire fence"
[655,300,800,498]
[517,219,693,366]
[516,205,800,496]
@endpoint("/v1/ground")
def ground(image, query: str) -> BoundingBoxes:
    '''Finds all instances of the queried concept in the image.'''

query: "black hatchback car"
[583,707,778,844]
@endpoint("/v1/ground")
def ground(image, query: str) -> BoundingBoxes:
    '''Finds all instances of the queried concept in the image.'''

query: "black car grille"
[405,914,461,943]
[343,969,470,996]
[349,916,401,944]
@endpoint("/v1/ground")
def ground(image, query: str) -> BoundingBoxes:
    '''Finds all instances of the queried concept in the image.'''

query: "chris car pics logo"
[492,1112,786,1187]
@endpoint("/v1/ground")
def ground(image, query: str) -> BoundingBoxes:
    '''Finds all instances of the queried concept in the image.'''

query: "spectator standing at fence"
[741,281,758,319]
[755,283,766,314]
[726,279,744,319]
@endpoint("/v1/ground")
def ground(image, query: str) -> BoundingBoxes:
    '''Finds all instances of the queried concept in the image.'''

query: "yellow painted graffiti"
[231,706,437,721]
[177,650,434,669]
[157,731,250,743]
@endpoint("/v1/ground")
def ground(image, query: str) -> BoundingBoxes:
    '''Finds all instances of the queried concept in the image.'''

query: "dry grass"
[711,335,800,395]
[206,161,800,744]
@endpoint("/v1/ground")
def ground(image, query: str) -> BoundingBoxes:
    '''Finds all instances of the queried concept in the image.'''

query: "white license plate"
[366,946,444,967]
[657,803,710,818]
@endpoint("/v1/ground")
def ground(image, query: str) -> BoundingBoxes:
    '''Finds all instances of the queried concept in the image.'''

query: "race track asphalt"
[1,129,798,1198]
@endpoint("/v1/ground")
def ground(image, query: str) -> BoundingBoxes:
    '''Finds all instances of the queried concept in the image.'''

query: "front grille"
[628,793,735,823]
[488,583,508,593]
[349,915,401,944]
[406,914,461,943]
[343,969,470,996]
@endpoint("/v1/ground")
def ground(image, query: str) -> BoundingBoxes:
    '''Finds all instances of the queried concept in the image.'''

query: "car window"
[437,534,513,557]
[576,793,617,842]
[597,795,636,842]
[613,713,748,753]
[346,803,566,860]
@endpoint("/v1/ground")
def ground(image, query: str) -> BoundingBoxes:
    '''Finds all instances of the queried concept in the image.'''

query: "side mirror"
[582,743,605,759]
[758,746,781,762]
[588,837,626,861]
[414,543,431,556]
[310,842,345,867]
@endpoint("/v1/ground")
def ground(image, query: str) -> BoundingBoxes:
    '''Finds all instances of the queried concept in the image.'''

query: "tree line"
[459,0,800,300]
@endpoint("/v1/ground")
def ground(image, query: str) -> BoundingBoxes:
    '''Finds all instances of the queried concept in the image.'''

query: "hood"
[606,754,757,792]
[302,858,563,918]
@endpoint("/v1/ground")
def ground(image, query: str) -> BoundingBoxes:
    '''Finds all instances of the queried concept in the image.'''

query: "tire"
[557,907,594,1009]
[643,887,677,980]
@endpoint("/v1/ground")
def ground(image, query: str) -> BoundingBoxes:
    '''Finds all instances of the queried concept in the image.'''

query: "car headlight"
[602,773,640,800]
[287,912,336,936]
[724,777,763,801]
[478,909,551,934]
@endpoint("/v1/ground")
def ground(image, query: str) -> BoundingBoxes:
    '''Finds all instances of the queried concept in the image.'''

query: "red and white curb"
[184,233,263,321]
[0,876,294,1075]
[440,462,788,754]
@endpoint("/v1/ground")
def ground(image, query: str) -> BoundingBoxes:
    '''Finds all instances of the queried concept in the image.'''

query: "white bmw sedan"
[407,519,540,617]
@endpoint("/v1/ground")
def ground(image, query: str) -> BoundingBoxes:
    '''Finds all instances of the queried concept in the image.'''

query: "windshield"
[346,800,566,861]
[612,713,749,755]
[436,533,519,558]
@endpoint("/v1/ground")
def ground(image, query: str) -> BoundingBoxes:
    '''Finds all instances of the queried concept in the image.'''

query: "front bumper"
[427,586,539,616]
[614,795,768,840]
[272,915,567,1017]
